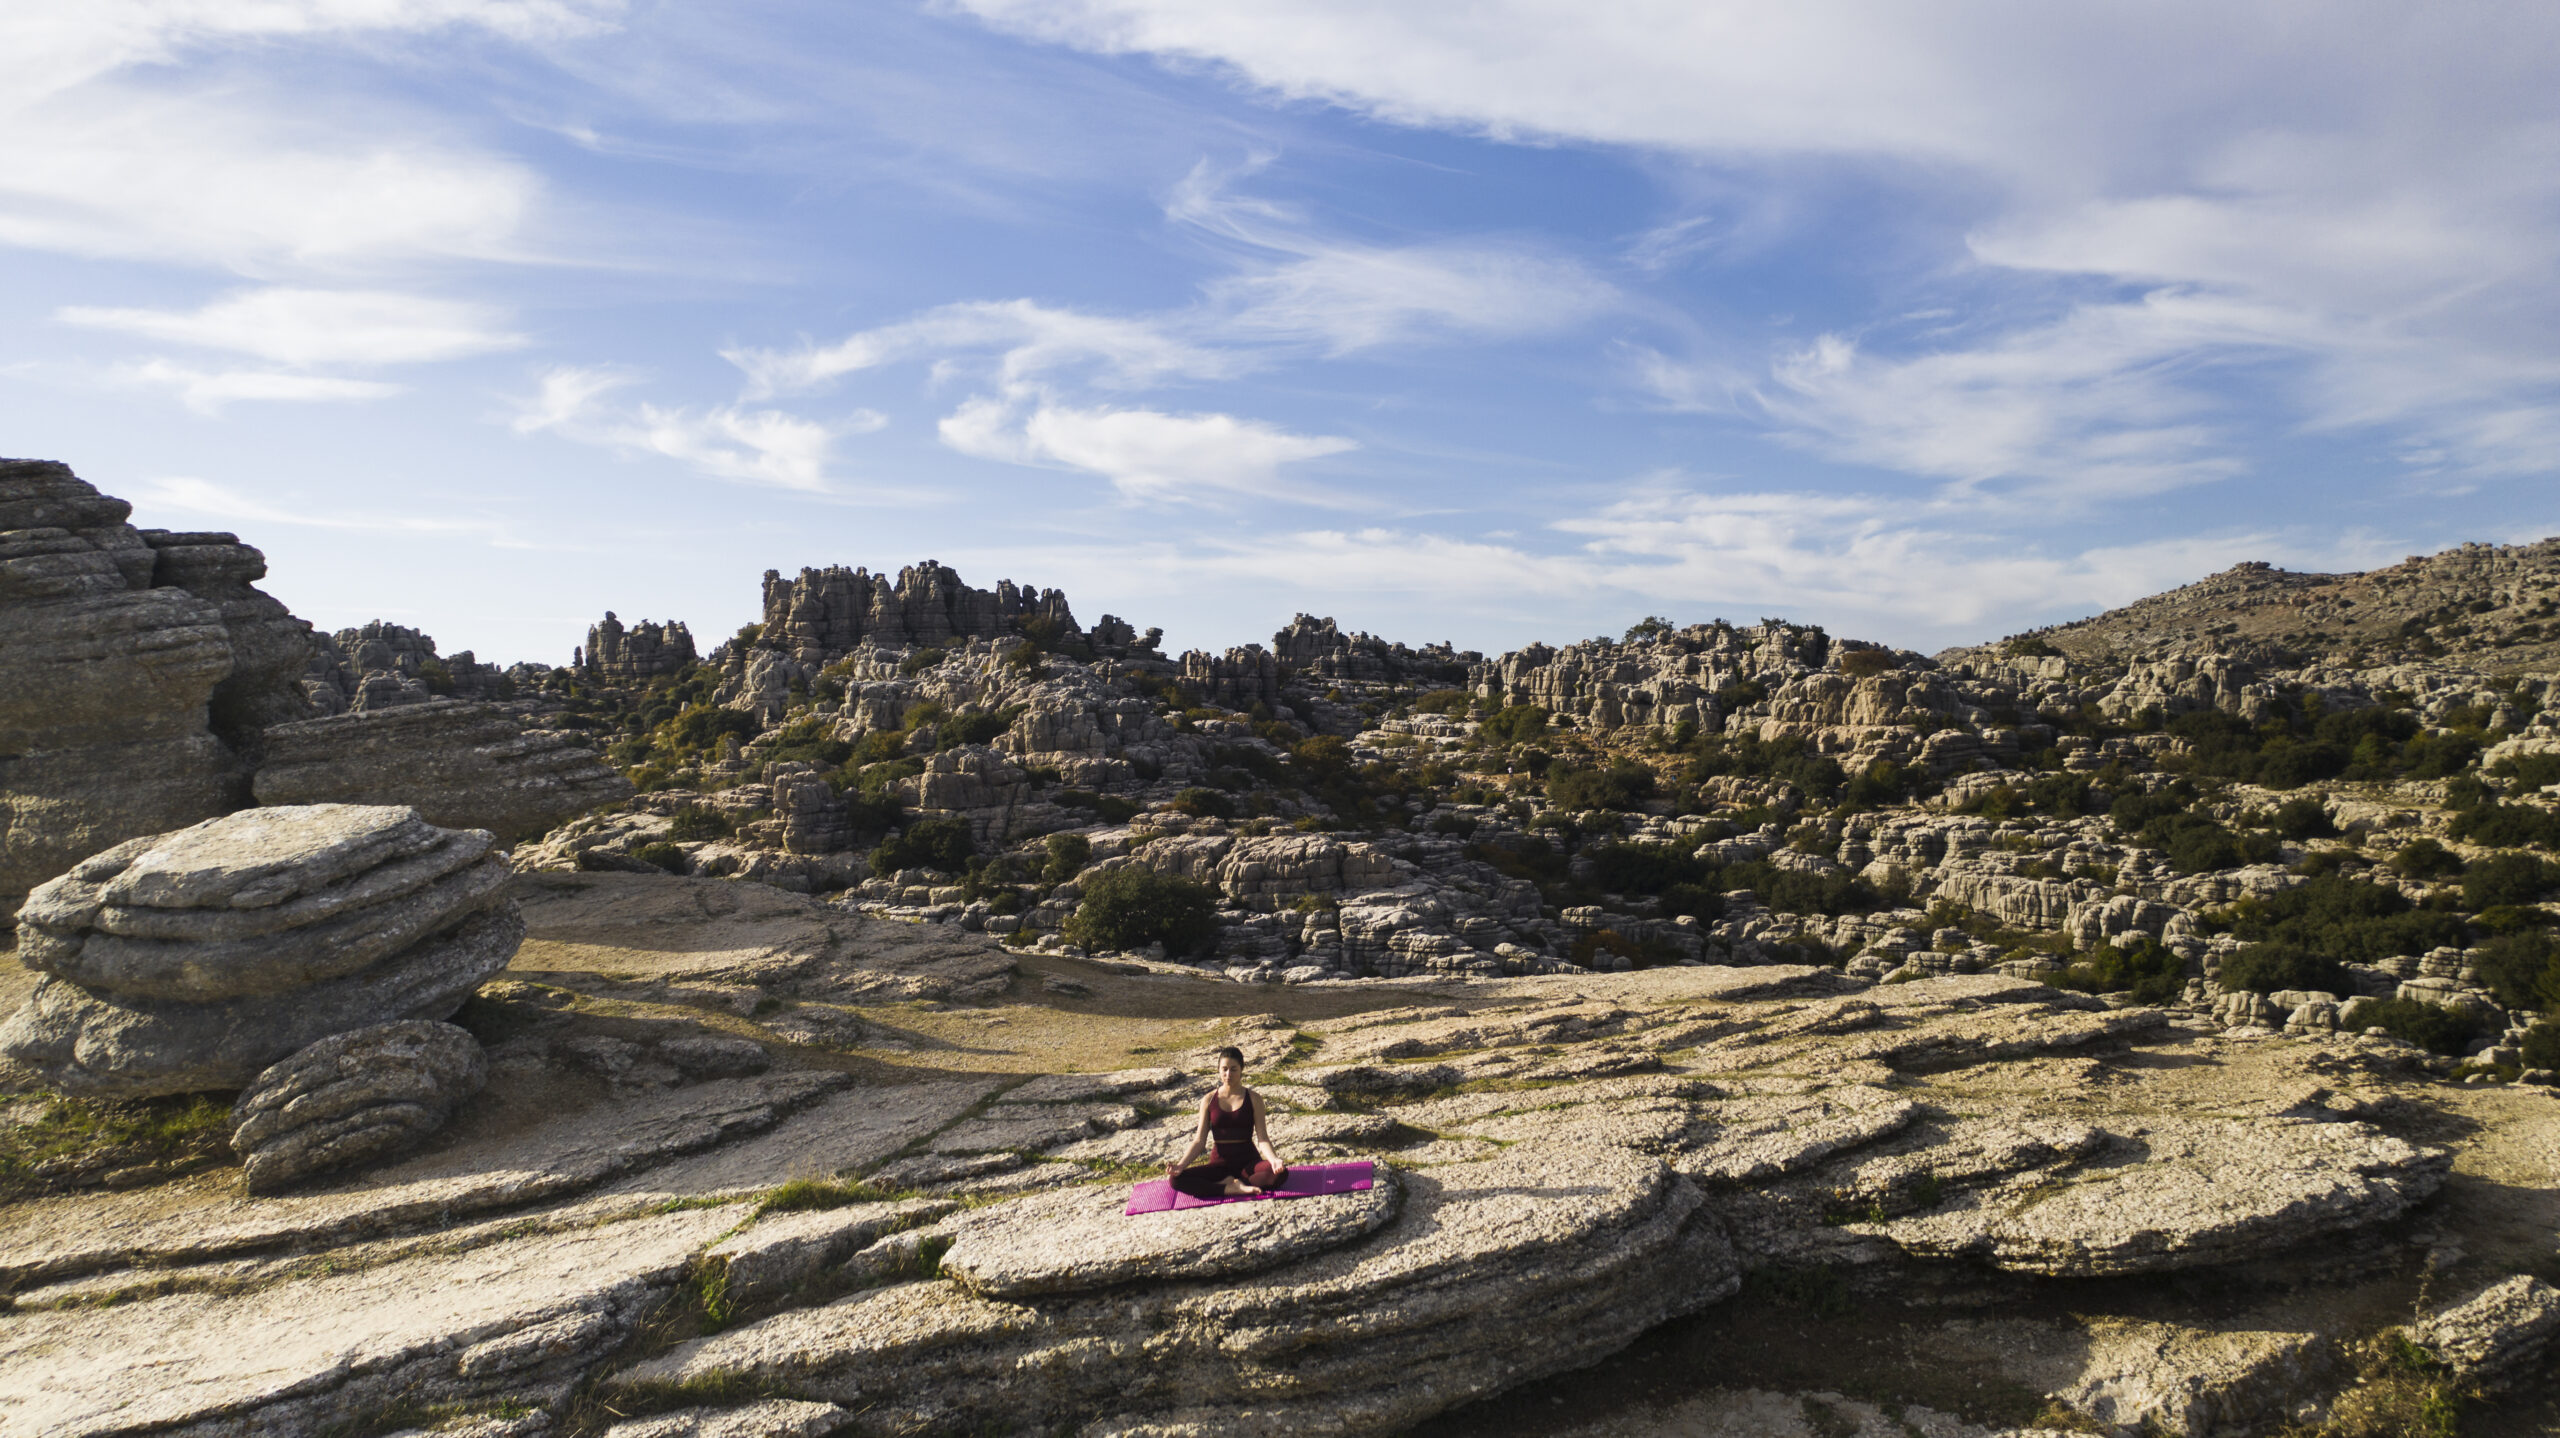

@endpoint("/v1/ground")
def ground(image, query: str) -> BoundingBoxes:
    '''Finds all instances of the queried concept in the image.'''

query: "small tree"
[1065,868,1220,957]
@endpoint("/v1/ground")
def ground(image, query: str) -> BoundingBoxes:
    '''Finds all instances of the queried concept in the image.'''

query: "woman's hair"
[1214,1045,1245,1067]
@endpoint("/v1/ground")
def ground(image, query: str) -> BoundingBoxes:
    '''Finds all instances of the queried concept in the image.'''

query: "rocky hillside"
[11,462,2560,1437]
[1965,540,2560,672]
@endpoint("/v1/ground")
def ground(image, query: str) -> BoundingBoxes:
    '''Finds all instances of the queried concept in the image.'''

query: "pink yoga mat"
[1125,1161,1375,1215]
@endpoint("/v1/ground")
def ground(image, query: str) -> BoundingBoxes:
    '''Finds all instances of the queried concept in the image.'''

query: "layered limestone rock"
[139,529,317,757]
[254,699,631,842]
[616,1141,1740,1435]
[581,611,697,684]
[231,1020,488,1193]
[302,621,526,715]
[756,559,1076,664]
[1,805,520,1098]
[1,461,249,915]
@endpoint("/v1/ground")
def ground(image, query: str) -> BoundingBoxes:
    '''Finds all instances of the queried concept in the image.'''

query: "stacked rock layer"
[254,700,633,843]
[0,459,316,915]
[0,804,520,1098]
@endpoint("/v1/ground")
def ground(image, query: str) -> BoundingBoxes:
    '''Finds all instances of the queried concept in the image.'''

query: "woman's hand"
[1164,1161,1182,1180]
[1268,1161,1288,1182]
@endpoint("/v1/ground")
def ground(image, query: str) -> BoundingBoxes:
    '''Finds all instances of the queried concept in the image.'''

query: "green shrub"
[1585,841,1709,895]
[1411,688,1473,715]
[1684,732,1845,803]
[899,647,947,676]
[631,841,689,874]
[2054,937,2188,1004]
[2217,941,2351,995]
[2002,634,2061,658]
[1478,704,1551,746]
[1548,761,1658,812]
[1292,735,1354,781]
[1057,790,1141,824]
[1042,832,1092,884]
[2394,837,2466,880]
[2359,998,2486,1056]
[2522,1019,2560,1071]
[1720,858,1898,916]
[1064,867,1220,957]
[667,805,733,842]
[2223,874,2468,964]
[2451,801,2560,848]
[936,706,1024,751]
[2465,852,2557,910]
[1622,615,1674,643]
[2473,929,2560,1014]
[2271,797,2338,839]
[2492,752,2560,791]
[1837,647,1897,679]
[1169,787,1238,820]
[871,818,974,875]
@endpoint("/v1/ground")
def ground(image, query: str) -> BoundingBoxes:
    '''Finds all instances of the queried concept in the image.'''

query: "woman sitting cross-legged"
[1166,1045,1289,1198]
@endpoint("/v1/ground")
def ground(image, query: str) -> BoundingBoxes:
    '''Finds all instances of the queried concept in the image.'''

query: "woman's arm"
[1165,1095,1213,1178]
[1250,1093,1286,1176]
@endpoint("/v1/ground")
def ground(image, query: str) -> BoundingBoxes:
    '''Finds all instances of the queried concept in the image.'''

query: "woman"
[1166,1046,1289,1198]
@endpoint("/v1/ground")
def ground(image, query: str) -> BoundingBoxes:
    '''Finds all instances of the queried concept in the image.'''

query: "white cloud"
[0,2,618,273]
[513,364,879,493]
[726,298,1233,400]
[1,2,622,102]
[960,1,2560,481]
[939,387,1355,502]
[1170,160,1619,352]
[115,359,403,414]
[60,287,526,365]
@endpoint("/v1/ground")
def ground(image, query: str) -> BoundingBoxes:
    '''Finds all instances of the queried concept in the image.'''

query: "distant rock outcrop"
[581,611,697,684]
[254,700,633,843]
[758,560,1077,664]
[2,804,520,1098]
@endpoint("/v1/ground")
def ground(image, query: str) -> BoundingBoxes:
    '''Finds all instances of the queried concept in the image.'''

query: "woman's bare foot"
[1221,1178,1254,1195]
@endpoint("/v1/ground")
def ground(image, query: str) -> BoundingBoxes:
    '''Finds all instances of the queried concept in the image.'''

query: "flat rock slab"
[1529,1387,2013,1438]
[619,1140,1737,1436]
[936,1168,1401,1297]
[1867,1117,2450,1275]
[929,1102,1144,1154]
[603,1402,850,1438]
[1915,1315,2324,1436]
[0,1071,850,1289]
[1004,1067,1184,1104]
[710,1199,958,1305]
[0,1203,746,1438]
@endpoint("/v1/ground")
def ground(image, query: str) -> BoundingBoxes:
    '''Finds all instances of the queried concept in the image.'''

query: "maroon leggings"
[1172,1147,1281,1198]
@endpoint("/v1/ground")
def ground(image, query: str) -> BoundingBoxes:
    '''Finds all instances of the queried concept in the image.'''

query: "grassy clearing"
[0,1091,236,1200]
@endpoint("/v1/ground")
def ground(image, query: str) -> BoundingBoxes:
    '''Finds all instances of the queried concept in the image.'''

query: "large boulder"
[230,1020,488,1193]
[254,700,632,843]
[0,805,522,1098]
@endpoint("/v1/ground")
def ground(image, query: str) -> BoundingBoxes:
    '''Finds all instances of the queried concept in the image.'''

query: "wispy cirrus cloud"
[60,287,526,366]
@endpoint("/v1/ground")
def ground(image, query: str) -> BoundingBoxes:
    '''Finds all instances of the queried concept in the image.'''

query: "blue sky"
[5,2,2556,664]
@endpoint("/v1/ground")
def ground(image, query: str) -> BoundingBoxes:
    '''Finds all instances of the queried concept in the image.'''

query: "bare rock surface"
[935,1166,1401,1297]
[231,1020,487,1193]
[1864,1116,2449,1275]
[253,699,631,842]
[0,1203,746,1438]
[620,1141,1737,1434]
[600,1402,849,1438]
[2409,1274,2560,1392]
[707,1198,959,1306]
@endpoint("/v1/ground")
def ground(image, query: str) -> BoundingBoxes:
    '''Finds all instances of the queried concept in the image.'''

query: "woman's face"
[1219,1055,1244,1087]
